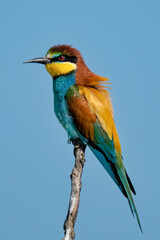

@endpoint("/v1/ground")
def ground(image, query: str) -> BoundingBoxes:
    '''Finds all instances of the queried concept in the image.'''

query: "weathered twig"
[62,138,86,240]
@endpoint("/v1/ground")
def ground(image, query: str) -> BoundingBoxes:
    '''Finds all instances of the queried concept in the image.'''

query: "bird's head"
[24,45,82,78]
[24,44,108,86]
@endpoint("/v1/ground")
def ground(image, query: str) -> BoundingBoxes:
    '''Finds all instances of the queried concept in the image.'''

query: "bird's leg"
[67,138,72,144]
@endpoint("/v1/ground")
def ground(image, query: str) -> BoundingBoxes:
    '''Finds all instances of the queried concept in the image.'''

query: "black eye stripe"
[50,55,78,64]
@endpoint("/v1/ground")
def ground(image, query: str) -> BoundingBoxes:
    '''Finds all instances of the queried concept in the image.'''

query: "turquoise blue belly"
[53,73,79,139]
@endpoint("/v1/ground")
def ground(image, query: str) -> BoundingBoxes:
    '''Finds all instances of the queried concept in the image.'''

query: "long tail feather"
[125,170,136,195]
[116,166,143,233]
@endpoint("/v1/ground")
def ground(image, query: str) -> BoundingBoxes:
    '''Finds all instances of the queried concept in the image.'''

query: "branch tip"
[62,138,86,240]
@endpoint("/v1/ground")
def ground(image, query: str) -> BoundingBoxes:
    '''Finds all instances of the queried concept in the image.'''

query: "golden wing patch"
[78,86,121,153]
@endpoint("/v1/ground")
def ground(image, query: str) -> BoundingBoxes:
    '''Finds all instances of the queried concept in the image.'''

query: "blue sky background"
[0,0,160,239]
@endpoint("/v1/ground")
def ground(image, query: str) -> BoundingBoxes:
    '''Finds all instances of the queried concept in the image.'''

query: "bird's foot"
[67,138,72,144]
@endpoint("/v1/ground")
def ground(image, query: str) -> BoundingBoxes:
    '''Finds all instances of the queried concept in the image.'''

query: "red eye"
[58,55,65,61]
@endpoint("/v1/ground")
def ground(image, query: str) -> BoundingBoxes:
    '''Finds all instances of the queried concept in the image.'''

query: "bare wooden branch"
[62,138,86,240]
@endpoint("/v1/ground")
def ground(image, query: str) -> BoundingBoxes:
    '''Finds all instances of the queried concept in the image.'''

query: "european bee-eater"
[24,45,142,232]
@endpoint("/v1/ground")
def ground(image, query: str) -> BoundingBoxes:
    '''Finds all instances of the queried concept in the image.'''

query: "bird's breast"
[52,75,78,139]
[54,94,78,139]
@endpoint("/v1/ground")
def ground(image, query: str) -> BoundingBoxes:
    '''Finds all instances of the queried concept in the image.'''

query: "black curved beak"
[24,57,51,64]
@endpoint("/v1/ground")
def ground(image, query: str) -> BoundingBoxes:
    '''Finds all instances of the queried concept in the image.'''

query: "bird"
[24,44,142,232]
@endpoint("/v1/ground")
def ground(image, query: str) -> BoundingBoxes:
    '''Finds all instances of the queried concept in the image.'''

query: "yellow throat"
[45,62,77,78]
